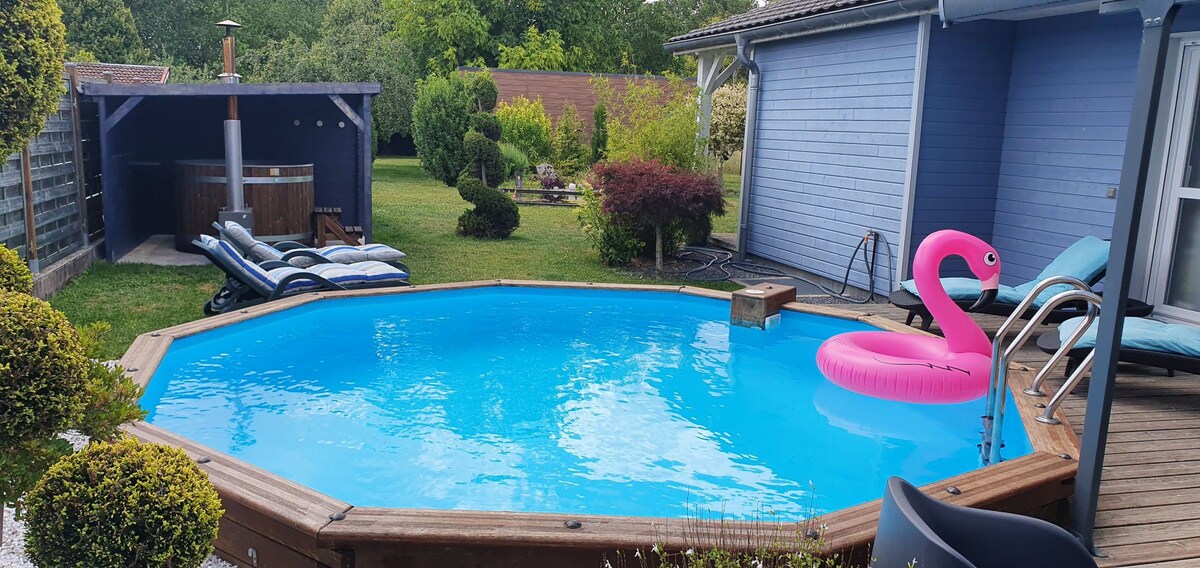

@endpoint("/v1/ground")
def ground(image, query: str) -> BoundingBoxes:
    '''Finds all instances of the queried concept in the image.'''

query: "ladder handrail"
[983,276,1092,427]
[1038,348,1097,425]
[981,279,1098,465]
[1026,302,1102,397]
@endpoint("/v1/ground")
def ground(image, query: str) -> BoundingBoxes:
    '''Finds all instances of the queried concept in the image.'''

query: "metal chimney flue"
[216,19,251,231]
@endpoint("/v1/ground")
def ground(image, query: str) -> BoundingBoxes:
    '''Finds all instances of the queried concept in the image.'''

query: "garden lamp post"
[216,19,252,232]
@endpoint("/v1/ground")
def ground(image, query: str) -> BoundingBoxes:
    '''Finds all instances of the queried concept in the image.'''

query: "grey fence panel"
[0,152,27,254]
[2,82,91,271]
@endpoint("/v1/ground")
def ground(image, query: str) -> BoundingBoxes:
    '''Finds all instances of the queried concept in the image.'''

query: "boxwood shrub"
[0,244,33,294]
[25,438,223,568]
[0,291,87,444]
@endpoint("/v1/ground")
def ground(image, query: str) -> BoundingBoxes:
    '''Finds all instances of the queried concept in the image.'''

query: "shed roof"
[70,62,170,84]
[80,82,382,97]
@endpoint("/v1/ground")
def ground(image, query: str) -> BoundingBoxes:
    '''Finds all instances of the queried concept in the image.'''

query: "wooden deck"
[835,302,1200,567]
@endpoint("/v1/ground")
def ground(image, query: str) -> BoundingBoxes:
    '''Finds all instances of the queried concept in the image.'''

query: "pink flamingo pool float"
[816,230,1001,404]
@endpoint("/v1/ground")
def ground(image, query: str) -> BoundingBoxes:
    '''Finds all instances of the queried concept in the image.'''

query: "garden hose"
[668,227,897,305]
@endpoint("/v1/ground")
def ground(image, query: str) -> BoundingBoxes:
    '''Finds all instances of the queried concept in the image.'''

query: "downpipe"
[734,34,759,261]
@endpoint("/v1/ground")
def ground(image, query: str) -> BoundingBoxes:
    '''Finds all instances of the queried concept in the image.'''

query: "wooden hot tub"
[175,160,315,250]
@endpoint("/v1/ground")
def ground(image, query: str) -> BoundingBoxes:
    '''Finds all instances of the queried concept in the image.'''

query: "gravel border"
[2,508,235,568]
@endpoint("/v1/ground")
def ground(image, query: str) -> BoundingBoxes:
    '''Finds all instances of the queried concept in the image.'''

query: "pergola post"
[695,49,741,158]
[1071,0,1180,554]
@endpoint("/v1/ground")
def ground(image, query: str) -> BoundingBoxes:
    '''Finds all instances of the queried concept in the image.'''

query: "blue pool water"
[142,287,1032,519]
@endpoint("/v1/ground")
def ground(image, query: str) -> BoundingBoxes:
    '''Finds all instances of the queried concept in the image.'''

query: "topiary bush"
[411,73,472,186]
[0,291,88,446]
[24,437,223,568]
[0,244,34,294]
[470,112,501,141]
[462,129,504,187]
[456,72,519,239]
[456,174,519,239]
[467,69,498,112]
[0,0,68,159]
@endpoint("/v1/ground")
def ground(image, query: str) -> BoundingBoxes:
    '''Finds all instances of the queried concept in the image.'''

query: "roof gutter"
[664,0,939,54]
[734,35,759,261]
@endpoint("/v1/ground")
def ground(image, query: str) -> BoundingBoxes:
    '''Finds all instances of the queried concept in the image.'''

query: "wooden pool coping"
[121,280,1080,566]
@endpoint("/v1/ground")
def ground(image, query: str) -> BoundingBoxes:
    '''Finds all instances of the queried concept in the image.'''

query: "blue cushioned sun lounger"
[890,236,1152,330]
[215,221,408,271]
[1038,317,1200,377]
[194,235,409,315]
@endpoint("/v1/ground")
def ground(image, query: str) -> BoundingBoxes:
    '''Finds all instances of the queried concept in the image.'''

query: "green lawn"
[52,157,739,359]
[715,170,741,235]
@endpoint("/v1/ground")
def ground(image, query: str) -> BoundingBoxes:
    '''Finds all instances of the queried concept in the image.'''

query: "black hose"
[667,227,897,305]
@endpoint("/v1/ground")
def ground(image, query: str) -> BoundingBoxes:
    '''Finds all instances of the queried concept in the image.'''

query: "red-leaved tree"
[592,160,725,272]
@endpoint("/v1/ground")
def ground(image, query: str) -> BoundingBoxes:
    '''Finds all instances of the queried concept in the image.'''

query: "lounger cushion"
[1059,316,1200,358]
[221,222,285,262]
[899,236,1109,308]
[287,244,406,268]
[223,221,405,267]
[1013,236,1109,306]
[900,278,1027,305]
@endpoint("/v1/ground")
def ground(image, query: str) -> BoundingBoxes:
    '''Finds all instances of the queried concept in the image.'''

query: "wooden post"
[20,146,39,272]
[67,65,89,245]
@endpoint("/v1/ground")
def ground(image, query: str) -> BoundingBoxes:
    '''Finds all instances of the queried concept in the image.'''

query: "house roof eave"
[664,0,938,54]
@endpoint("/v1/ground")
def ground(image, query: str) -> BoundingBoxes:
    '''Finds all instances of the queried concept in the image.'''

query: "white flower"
[635,549,641,558]
[604,561,613,568]
[652,544,660,554]
[686,548,694,556]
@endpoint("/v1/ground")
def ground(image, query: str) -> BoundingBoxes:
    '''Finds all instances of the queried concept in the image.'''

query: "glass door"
[1152,43,1200,323]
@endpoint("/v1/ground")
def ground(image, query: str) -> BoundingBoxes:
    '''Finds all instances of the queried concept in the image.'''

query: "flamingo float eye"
[984,252,997,266]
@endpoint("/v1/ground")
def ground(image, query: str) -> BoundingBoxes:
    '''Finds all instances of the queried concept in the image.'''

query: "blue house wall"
[741,8,1200,291]
[989,12,1142,284]
[909,20,1015,277]
[746,18,920,292]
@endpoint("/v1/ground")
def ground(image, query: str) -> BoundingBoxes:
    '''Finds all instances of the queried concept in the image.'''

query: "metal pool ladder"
[980,276,1102,466]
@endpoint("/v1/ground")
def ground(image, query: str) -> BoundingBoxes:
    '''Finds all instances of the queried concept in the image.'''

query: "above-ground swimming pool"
[141,286,1033,520]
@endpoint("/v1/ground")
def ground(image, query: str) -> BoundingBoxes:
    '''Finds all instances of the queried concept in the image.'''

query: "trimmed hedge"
[0,0,68,158]
[25,437,223,568]
[0,291,87,445]
[0,244,33,294]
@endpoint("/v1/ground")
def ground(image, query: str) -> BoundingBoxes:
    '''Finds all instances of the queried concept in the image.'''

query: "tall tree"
[124,0,327,67]
[387,0,489,74]
[497,26,567,71]
[58,0,146,62]
[242,0,418,142]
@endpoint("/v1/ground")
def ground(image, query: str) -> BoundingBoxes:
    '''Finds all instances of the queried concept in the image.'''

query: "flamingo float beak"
[970,275,1001,312]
